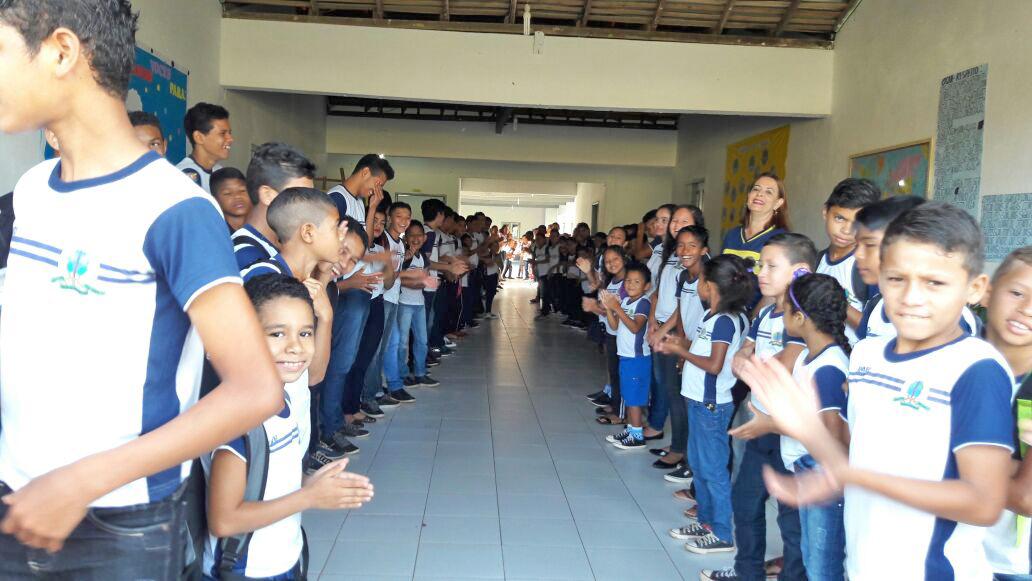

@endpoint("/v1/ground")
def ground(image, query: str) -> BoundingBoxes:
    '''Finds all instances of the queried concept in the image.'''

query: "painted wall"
[221,18,833,117]
[328,154,671,231]
[326,117,676,167]
[574,183,607,234]
[675,0,1032,257]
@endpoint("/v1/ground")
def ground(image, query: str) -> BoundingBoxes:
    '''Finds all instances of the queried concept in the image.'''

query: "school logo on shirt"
[771,331,784,348]
[182,168,201,186]
[51,249,104,296]
[894,381,931,411]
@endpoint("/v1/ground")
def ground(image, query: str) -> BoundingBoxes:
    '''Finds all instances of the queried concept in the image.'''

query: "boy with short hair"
[178,102,233,192]
[232,142,316,270]
[209,167,251,233]
[328,153,394,229]
[204,274,374,580]
[128,110,166,157]
[742,202,1015,580]
[0,1,283,574]
[816,178,881,344]
[601,263,653,449]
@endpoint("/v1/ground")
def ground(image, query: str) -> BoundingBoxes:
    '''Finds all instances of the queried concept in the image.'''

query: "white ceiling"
[460,191,575,208]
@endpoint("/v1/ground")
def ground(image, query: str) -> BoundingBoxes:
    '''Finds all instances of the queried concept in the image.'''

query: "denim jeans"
[794,455,845,581]
[320,288,370,436]
[604,334,621,411]
[0,481,187,580]
[363,299,399,401]
[650,351,689,457]
[344,296,384,416]
[396,303,429,381]
[687,400,735,542]
[461,285,476,327]
[732,434,805,581]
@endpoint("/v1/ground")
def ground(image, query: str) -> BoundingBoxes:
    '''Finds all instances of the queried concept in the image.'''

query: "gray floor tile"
[359,490,428,516]
[426,492,498,517]
[502,545,593,579]
[301,509,348,541]
[498,493,572,519]
[500,517,583,547]
[321,540,417,576]
[420,515,501,545]
[584,548,683,581]
[337,514,424,544]
[415,543,504,578]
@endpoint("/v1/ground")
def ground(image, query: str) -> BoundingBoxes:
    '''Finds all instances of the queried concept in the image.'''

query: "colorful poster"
[981,193,1032,262]
[126,46,189,163]
[932,64,987,216]
[722,125,790,236]
[849,141,930,198]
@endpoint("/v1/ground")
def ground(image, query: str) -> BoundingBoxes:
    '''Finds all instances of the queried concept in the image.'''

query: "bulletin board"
[981,193,1032,261]
[932,64,987,216]
[722,125,790,236]
[849,140,931,198]
[127,46,189,163]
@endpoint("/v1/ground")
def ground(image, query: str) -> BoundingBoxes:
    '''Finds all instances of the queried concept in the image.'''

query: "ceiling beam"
[309,0,319,16]
[441,0,449,21]
[227,12,834,49]
[579,0,593,27]
[374,0,384,21]
[506,0,517,24]
[711,0,735,34]
[647,0,665,31]
[773,0,802,36]
[834,0,863,33]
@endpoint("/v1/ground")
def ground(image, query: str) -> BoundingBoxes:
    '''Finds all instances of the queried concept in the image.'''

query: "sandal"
[594,406,614,416]
[595,415,625,425]
[765,557,784,577]
[673,488,695,502]
[683,506,698,519]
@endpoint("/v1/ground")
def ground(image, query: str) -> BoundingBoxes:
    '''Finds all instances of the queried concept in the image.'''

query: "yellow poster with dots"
[722,125,791,237]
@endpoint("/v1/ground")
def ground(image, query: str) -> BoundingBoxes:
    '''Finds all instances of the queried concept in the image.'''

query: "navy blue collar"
[49,150,160,193]
[884,333,967,362]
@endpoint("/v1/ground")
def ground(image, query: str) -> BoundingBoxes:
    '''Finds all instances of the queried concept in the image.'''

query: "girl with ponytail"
[734,272,851,580]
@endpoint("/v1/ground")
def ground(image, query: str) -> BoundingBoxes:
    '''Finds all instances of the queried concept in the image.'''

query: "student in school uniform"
[815,178,882,344]
[852,196,982,340]
[389,220,440,392]
[727,233,817,581]
[204,275,374,581]
[601,263,653,449]
[178,102,233,193]
[583,246,630,424]
[742,203,1015,581]
[231,143,316,270]
[0,3,284,572]
[209,167,252,234]
[980,247,1032,581]
[659,255,753,556]
[582,227,630,405]
[128,110,167,157]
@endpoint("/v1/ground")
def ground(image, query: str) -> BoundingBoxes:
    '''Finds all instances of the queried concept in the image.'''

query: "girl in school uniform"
[582,246,629,424]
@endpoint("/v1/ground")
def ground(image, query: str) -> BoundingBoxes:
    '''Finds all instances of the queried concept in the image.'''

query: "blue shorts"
[619,355,652,407]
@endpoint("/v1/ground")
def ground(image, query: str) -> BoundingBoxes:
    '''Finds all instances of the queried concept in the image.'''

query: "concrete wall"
[674,0,1032,255]
[326,117,676,167]
[221,18,833,117]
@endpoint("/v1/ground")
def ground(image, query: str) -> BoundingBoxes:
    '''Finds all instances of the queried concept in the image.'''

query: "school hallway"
[302,279,783,580]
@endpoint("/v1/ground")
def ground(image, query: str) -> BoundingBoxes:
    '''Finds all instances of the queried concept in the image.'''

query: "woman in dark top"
[721,171,790,265]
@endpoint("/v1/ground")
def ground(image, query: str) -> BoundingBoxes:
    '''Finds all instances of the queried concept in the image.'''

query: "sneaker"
[485,313,500,319]
[664,466,694,484]
[312,440,346,461]
[605,429,630,443]
[360,401,385,418]
[585,390,605,400]
[320,435,359,458]
[652,457,685,469]
[590,394,612,408]
[377,393,401,407]
[613,435,646,450]
[392,389,416,403]
[440,346,455,356]
[669,522,710,540]
[685,533,735,554]
[403,376,418,388]
[336,423,370,439]
[700,567,739,581]
[415,375,440,388]
[444,339,457,349]
[683,506,699,520]
[426,358,441,368]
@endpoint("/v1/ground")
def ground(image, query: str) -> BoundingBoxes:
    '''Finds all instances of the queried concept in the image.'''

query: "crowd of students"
[1,2,1031,581]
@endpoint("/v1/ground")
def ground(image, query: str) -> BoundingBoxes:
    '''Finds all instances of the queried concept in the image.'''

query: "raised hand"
[736,355,823,443]
[761,464,842,508]
[303,458,375,510]
[727,402,775,441]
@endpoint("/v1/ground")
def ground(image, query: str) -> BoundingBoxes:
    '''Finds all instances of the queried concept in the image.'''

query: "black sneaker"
[427,359,441,368]
[415,375,440,388]
[652,458,685,470]
[392,389,416,403]
[377,393,401,408]
[403,376,418,388]
[439,346,455,356]
[605,429,630,443]
[612,435,647,450]
[320,436,359,457]
[664,466,694,483]
[360,401,385,418]
[312,440,346,461]
[700,568,739,581]
[585,390,605,400]
[649,448,671,457]
[590,394,612,408]
[644,431,665,441]
[337,423,370,439]
[685,533,735,554]
[669,522,710,540]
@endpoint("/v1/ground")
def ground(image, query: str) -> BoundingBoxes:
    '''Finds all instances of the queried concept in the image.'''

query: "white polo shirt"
[399,253,426,306]
[858,293,981,341]
[176,156,222,194]
[844,335,1014,580]
[816,249,865,345]
[653,257,683,323]
[383,231,404,304]
[747,304,805,414]
[780,344,849,470]
[615,295,651,358]
[681,310,748,405]
[676,271,704,341]
[0,151,240,507]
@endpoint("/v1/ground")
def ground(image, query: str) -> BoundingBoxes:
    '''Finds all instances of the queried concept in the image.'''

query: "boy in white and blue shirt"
[602,264,652,450]
[741,203,1016,581]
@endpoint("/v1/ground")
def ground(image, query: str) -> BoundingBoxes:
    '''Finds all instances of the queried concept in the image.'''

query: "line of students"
[565,175,1032,581]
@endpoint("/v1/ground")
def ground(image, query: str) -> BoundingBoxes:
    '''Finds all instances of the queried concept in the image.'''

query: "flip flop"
[595,416,625,425]
[673,489,695,502]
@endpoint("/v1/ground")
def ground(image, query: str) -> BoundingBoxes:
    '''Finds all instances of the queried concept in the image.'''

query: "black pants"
[484,273,499,313]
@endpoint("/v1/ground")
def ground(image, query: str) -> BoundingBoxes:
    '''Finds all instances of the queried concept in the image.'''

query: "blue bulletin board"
[127,46,189,163]
[45,46,188,162]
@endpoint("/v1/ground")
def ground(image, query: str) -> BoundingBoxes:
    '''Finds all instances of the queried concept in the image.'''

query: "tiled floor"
[304,279,783,580]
